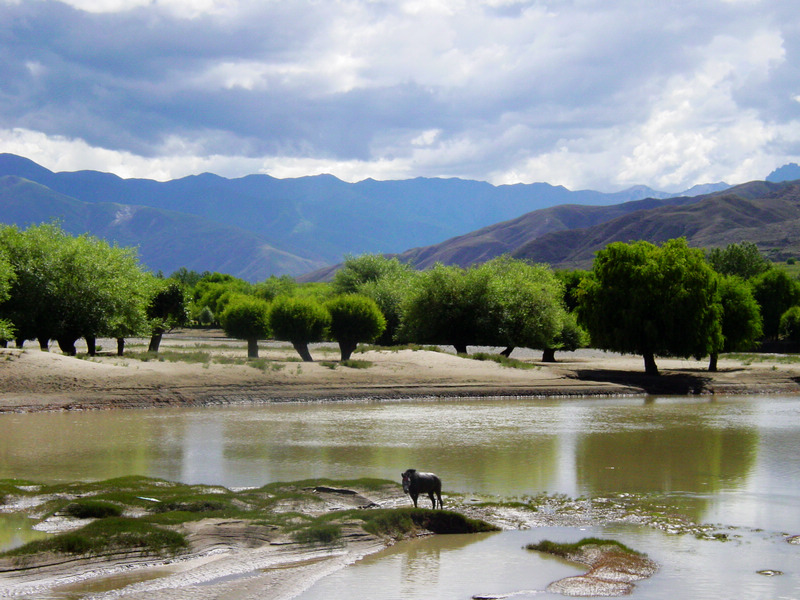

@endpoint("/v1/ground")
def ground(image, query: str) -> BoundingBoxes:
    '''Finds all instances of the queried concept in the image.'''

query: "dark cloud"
[1,0,799,189]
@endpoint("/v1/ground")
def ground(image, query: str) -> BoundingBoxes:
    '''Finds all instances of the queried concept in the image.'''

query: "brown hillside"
[398,196,699,269]
[511,180,800,268]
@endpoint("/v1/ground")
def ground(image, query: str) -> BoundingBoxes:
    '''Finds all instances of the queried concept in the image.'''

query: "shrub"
[779,306,800,343]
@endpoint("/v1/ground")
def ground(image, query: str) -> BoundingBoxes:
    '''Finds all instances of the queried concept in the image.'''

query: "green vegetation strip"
[0,476,497,561]
[526,537,642,558]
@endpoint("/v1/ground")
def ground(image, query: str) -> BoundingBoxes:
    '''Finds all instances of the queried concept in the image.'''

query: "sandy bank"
[2,330,800,413]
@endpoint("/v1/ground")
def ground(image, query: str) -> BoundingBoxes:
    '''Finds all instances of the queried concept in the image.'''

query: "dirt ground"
[2,329,800,413]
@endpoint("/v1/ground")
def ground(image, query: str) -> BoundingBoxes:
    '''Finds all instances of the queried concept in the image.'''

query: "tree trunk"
[0,339,6,348]
[117,338,125,356]
[643,351,659,376]
[292,341,314,362]
[542,348,556,362]
[708,352,718,372]
[57,337,78,356]
[38,337,48,351]
[15,338,24,348]
[453,344,468,355]
[86,336,97,356]
[247,338,259,358]
[148,332,163,353]
[500,346,514,358]
[339,340,358,361]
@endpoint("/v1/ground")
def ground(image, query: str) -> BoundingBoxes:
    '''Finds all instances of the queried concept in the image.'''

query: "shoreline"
[2,333,800,413]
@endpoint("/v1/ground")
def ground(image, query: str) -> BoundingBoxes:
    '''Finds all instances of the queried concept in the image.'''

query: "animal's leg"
[436,491,443,509]
[411,493,418,508]
[428,492,436,509]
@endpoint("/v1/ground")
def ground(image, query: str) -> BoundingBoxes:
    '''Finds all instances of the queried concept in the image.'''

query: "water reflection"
[0,396,798,530]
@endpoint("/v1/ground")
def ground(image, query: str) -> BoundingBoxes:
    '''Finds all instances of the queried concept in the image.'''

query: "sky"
[1,0,799,192]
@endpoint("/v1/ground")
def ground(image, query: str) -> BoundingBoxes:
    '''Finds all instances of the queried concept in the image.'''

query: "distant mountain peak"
[767,163,800,183]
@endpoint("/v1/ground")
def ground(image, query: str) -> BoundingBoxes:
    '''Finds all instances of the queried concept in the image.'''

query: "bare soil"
[1,329,799,413]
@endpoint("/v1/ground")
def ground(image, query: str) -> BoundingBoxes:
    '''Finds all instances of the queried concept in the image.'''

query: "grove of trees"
[2,223,799,375]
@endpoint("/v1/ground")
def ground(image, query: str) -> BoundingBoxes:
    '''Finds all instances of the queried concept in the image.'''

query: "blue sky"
[1,0,799,191]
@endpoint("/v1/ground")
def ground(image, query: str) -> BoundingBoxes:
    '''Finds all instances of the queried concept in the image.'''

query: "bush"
[779,306,800,343]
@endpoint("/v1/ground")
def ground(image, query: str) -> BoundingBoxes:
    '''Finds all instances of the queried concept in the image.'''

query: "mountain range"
[0,152,796,281]
[0,153,732,280]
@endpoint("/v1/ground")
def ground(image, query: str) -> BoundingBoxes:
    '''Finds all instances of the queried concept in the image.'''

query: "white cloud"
[3,0,800,191]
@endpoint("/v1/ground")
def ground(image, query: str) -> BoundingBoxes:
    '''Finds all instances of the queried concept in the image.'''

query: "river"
[1,394,799,598]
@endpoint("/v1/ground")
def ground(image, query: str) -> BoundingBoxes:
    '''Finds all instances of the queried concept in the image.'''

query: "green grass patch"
[356,344,443,353]
[4,517,187,558]
[125,350,213,364]
[727,353,800,364]
[470,352,538,369]
[320,360,338,369]
[526,537,642,558]
[341,359,372,369]
[354,508,499,538]
[64,500,123,519]
[291,523,342,545]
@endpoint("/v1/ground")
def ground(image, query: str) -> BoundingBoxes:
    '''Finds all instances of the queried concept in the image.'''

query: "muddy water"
[1,395,799,597]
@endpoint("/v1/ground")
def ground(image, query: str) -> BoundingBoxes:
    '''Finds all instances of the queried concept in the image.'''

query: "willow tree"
[577,238,721,375]
[220,295,271,358]
[0,223,152,355]
[326,294,386,360]
[268,296,330,362]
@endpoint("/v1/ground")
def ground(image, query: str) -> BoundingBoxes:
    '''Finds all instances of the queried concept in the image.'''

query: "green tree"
[268,296,331,362]
[253,275,296,302]
[778,306,800,343]
[749,268,800,340]
[480,256,565,357]
[355,268,419,345]
[542,312,590,363]
[220,295,271,358]
[169,267,209,287]
[0,224,152,355]
[0,223,62,348]
[0,247,15,344]
[577,238,721,375]
[708,275,763,371]
[147,279,190,353]
[325,295,386,360]
[332,254,412,295]
[707,242,771,279]
[191,273,250,324]
[398,263,494,354]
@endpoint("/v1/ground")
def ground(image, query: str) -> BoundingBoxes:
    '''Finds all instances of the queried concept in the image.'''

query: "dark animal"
[401,468,443,509]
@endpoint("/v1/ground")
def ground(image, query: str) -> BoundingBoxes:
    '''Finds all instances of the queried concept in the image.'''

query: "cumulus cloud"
[1,0,799,190]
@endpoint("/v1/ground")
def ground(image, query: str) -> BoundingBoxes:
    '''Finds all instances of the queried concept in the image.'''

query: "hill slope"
[396,195,702,269]
[0,176,325,279]
[510,180,800,268]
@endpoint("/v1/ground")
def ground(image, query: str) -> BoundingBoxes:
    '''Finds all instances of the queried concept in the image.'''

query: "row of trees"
[0,223,189,355]
[2,222,799,375]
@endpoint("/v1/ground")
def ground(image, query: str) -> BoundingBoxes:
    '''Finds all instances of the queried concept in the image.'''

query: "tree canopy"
[326,295,386,360]
[749,268,800,340]
[0,223,153,354]
[707,242,771,279]
[268,296,330,362]
[577,238,721,375]
[220,295,271,358]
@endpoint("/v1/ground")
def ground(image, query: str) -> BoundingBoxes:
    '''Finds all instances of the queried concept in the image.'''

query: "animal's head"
[401,469,416,493]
